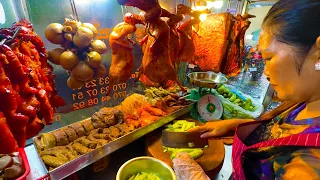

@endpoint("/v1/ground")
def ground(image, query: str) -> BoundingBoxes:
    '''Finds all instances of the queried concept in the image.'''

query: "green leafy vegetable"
[128,172,161,180]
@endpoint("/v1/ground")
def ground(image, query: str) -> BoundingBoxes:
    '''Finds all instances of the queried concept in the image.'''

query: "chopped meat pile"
[91,107,124,128]
[0,19,65,151]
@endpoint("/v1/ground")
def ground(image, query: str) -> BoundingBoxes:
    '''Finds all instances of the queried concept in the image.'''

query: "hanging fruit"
[73,26,95,48]
[71,61,95,81]
[94,64,107,78]
[90,40,107,54]
[86,51,102,68]
[47,48,64,65]
[60,50,79,70]
[44,23,65,44]
[67,75,85,89]
[44,18,108,89]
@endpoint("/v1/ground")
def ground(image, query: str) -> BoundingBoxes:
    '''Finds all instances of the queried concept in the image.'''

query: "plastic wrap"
[213,84,264,119]
[173,152,210,180]
[187,85,264,121]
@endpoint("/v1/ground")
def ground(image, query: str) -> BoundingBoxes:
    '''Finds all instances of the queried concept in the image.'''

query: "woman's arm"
[188,119,254,138]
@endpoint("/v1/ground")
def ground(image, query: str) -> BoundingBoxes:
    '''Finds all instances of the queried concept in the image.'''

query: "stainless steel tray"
[188,72,228,88]
[33,102,195,180]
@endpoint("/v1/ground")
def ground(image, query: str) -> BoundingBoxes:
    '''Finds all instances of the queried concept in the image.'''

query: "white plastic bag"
[213,85,264,119]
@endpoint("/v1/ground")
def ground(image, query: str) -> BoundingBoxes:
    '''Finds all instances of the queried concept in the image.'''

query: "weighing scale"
[187,72,228,122]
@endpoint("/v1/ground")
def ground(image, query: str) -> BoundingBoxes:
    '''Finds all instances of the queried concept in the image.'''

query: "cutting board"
[146,129,225,178]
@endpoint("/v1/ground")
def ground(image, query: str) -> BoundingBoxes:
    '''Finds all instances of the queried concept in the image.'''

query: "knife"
[162,130,208,148]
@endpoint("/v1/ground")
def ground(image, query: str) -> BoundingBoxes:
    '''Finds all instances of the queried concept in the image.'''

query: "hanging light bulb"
[192,0,224,11]
[199,14,207,21]
[0,3,5,24]
[212,0,223,9]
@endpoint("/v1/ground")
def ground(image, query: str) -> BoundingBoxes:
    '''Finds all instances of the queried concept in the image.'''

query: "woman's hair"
[258,0,320,120]
[262,0,320,71]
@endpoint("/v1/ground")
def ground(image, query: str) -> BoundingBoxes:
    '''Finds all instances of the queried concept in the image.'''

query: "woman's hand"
[188,119,254,138]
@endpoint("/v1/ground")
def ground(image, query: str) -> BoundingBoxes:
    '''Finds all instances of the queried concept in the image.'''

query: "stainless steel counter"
[27,103,195,180]
[25,137,233,180]
[25,72,271,180]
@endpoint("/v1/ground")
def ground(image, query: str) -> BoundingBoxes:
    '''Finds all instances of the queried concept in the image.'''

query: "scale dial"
[198,94,223,121]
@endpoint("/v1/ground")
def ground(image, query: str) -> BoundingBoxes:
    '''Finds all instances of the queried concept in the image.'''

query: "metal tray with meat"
[32,93,195,180]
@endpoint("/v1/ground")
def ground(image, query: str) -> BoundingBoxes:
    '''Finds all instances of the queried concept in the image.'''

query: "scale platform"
[188,71,228,89]
[187,72,227,122]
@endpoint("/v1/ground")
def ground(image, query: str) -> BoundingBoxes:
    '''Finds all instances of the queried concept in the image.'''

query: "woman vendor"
[189,0,320,179]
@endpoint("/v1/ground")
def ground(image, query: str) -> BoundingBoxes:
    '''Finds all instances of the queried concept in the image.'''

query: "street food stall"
[0,0,277,179]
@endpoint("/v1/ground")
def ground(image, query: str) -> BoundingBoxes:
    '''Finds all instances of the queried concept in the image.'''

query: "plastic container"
[16,148,30,180]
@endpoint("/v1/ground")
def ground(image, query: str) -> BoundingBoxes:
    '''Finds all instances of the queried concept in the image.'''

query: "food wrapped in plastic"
[173,152,210,180]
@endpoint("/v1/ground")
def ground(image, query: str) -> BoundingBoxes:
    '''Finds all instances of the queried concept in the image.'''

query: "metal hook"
[0,27,21,45]
[70,0,79,22]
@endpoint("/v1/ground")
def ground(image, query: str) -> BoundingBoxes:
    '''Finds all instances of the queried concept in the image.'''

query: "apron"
[232,120,320,180]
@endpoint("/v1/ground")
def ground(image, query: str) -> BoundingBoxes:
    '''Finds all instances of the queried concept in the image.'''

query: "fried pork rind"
[71,142,93,155]
[65,144,80,161]
[75,136,98,149]
[88,129,109,146]
[108,126,121,140]
[115,123,135,136]
[34,132,56,151]
[40,146,69,162]
[41,155,67,168]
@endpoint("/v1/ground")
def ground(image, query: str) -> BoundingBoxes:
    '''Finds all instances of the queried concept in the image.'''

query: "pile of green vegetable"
[163,120,205,159]
[128,172,161,180]
[164,147,204,159]
[165,120,196,132]
[221,103,254,119]
[217,85,254,111]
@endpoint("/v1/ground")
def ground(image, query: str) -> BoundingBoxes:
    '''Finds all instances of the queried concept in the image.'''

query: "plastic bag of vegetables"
[214,84,264,119]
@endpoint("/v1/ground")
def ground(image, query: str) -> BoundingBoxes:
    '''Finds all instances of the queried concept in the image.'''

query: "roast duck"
[111,0,254,90]
[0,20,65,153]
[108,13,144,95]
[110,0,187,91]
[176,4,210,64]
